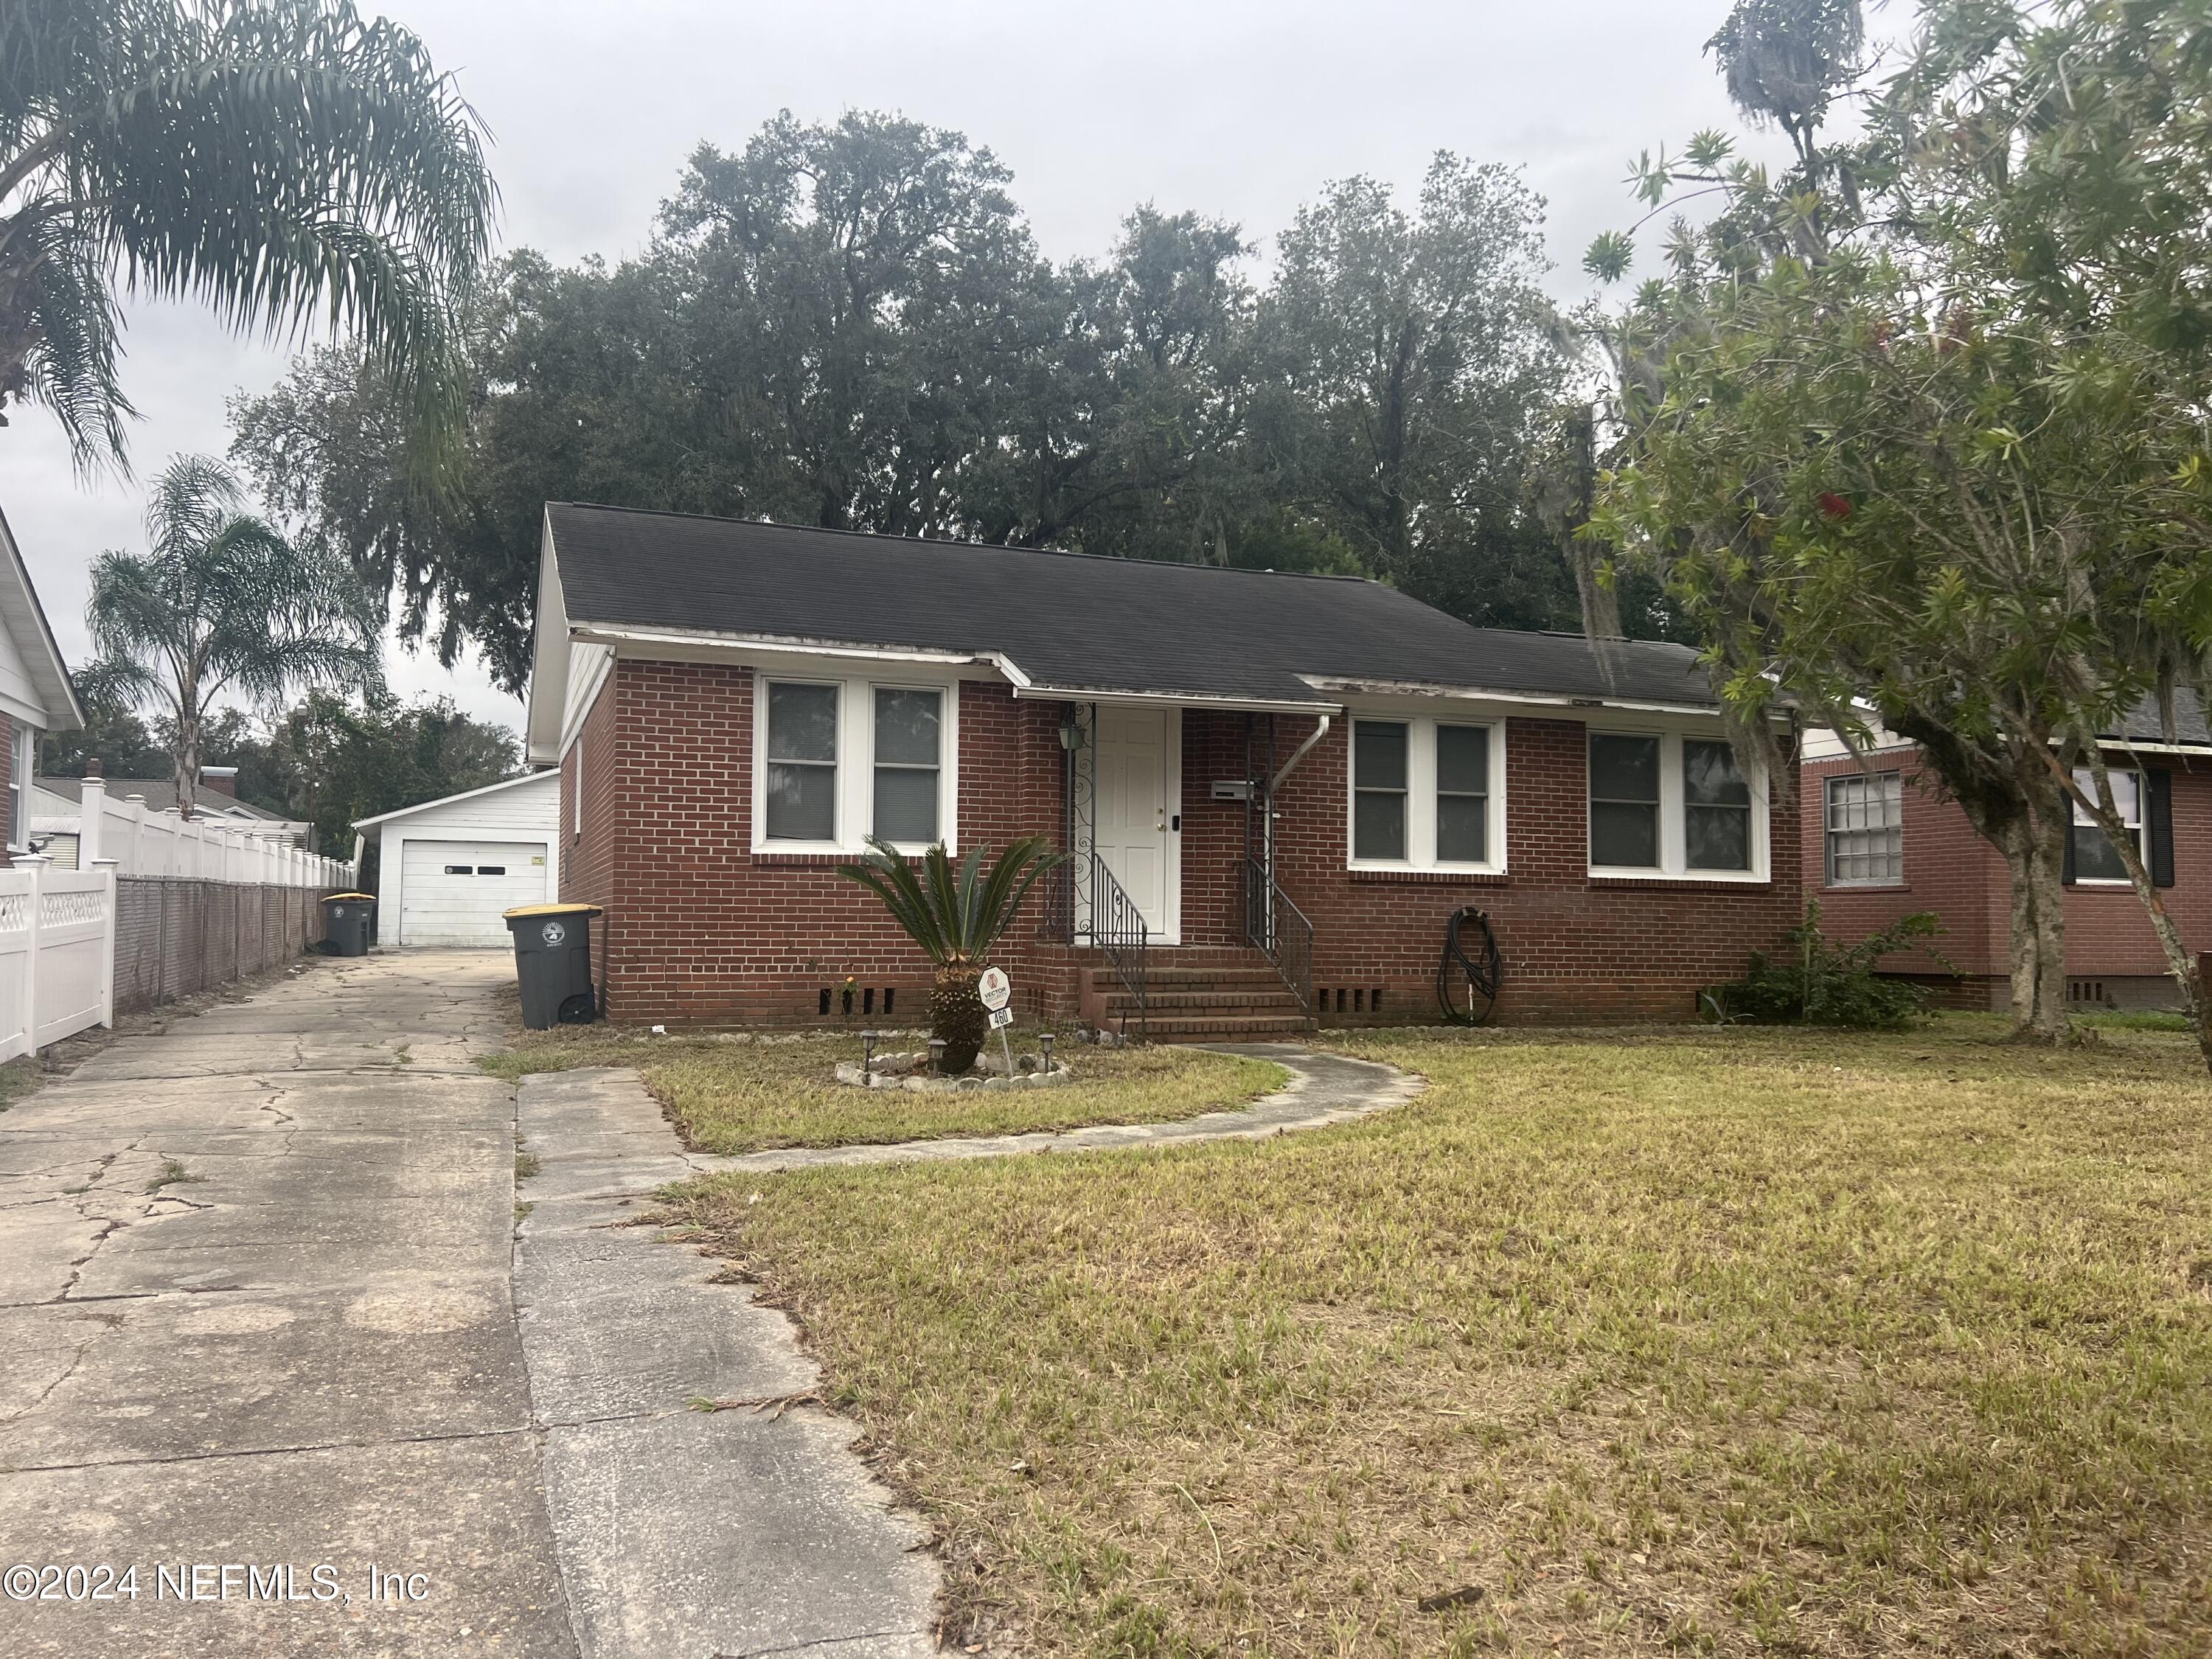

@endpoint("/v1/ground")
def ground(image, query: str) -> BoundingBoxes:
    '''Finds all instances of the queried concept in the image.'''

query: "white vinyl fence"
[0,858,116,1062]
[74,776,352,886]
[0,780,356,1060]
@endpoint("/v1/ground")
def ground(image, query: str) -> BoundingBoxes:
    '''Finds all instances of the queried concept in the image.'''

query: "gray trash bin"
[504,903,602,1030]
[321,893,377,956]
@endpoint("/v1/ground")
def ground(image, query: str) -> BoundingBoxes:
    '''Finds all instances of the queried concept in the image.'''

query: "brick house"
[1801,712,2212,1011]
[524,504,1804,1034]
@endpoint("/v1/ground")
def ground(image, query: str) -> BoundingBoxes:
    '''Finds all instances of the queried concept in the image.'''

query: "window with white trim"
[872,688,942,843]
[1352,720,1408,860]
[1587,729,1767,879]
[1826,772,1902,886]
[764,682,839,841]
[2070,768,2142,883]
[754,675,958,852]
[1347,716,1504,871]
[6,720,27,852]
[1588,734,1660,868]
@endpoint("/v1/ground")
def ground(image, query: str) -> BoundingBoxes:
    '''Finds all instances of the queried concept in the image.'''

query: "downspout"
[1271,713,1334,797]
[1262,713,1333,894]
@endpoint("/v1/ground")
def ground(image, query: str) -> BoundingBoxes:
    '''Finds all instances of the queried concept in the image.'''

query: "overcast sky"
[0,0,1862,737]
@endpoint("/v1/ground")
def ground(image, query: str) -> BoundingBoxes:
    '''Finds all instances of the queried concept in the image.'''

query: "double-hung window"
[1826,772,1903,886]
[759,675,955,852]
[1683,740,1752,871]
[1588,735,1660,868]
[872,688,942,844]
[2070,768,2142,883]
[1352,721,1409,861]
[1435,725,1489,863]
[1348,716,1503,870]
[1587,730,1764,878]
[764,682,840,842]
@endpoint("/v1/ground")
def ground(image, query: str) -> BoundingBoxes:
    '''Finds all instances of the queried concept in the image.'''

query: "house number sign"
[977,967,1011,1012]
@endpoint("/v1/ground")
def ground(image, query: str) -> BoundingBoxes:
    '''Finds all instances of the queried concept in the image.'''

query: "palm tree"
[84,454,381,815]
[838,836,1065,1073]
[0,0,495,470]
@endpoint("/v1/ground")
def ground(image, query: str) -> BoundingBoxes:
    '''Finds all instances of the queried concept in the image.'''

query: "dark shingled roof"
[545,504,1722,710]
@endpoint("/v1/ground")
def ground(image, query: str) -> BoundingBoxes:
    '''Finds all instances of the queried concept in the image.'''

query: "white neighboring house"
[353,771,560,947]
[0,506,84,852]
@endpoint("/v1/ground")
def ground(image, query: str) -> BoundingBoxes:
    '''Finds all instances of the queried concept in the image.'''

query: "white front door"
[1093,706,1175,940]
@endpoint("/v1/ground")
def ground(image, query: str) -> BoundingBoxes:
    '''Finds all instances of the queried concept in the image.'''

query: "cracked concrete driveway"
[0,951,936,1659]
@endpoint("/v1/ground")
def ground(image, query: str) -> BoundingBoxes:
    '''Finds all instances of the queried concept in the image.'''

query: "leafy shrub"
[1703,900,1952,1030]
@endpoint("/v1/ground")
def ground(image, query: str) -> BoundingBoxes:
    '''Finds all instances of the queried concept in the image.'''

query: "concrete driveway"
[0,950,570,1656]
[0,948,937,1659]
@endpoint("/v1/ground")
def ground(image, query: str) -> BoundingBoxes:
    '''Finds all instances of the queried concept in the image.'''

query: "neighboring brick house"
[524,504,1804,1034]
[1801,712,2212,1011]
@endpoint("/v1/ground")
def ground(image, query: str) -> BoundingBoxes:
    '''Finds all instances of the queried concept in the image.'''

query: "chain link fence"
[112,879,336,1015]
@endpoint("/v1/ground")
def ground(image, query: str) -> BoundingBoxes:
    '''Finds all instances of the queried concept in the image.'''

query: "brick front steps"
[1089,946,1310,1042]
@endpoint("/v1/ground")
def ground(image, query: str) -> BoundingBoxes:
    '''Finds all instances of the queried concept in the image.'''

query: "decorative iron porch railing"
[1242,855,1314,1029]
[1038,849,1150,1042]
[1089,852,1149,1042]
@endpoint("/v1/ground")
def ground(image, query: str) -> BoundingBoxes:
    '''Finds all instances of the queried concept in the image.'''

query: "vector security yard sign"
[977,967,1012,1012]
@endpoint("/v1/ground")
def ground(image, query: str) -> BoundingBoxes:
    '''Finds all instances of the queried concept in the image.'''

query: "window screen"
[872,688,941,844]
[1435,724,1488,863]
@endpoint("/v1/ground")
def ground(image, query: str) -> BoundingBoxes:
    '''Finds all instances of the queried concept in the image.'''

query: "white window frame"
[2069,767,2143,886]
[1586,726,1770,883]
[1345,714,1508,874]
[7,720,29,853]
[751,672,959,855]
[1824,771,1904,887]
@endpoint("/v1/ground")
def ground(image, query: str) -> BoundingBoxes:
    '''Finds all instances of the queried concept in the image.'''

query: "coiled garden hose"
[1436,906,1503,1025]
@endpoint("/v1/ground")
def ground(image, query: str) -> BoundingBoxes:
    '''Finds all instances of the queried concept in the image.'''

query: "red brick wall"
[1191,711,1804,1026]
[561,662,1071,1025]
[1802,748,2212,1003]
[567,661,1804,1027]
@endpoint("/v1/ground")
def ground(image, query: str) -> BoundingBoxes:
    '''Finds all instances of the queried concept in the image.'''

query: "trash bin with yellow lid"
[503,902,603,1029]
[319,892,378,956]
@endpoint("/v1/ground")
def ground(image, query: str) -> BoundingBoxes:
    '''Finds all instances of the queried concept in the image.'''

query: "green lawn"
[479,1025,1285,1154]
[667,1015,2212,1655]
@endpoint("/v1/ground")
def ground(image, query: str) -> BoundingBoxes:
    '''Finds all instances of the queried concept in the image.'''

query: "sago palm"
[0,0,494,470]
[84,453,382,815]
[838,835,1065,1073]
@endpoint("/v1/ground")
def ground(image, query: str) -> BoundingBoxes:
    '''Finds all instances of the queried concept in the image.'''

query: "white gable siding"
[367,772,561,947]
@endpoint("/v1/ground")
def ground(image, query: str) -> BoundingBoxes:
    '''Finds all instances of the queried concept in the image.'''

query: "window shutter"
[2062,815,2076,885]
[2149,768,2175,887]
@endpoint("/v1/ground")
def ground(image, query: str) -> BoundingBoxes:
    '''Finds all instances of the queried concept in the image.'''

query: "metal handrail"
[1089,851,1149,1041]
[1242,855,1315,1028]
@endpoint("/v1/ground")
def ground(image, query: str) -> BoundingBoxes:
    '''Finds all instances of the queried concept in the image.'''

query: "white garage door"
[399,840,548,945]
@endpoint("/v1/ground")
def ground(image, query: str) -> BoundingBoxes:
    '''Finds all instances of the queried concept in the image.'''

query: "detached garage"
[354,771,560,947]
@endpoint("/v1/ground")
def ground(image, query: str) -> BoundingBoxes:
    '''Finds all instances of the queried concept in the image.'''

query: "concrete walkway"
[686,1043,1424,1176]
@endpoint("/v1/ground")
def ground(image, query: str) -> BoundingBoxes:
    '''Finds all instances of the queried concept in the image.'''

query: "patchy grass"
[667,1015,2212,1656]
[479,1026,1285,1155]
[0,1054,41,1113]
[2080,1008,2196,1033]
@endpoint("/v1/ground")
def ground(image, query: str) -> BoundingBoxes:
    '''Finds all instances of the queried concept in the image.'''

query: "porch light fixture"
[1058,713,1084,752]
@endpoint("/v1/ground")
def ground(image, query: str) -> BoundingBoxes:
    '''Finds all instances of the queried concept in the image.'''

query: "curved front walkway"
[689,1043,1424,1176]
